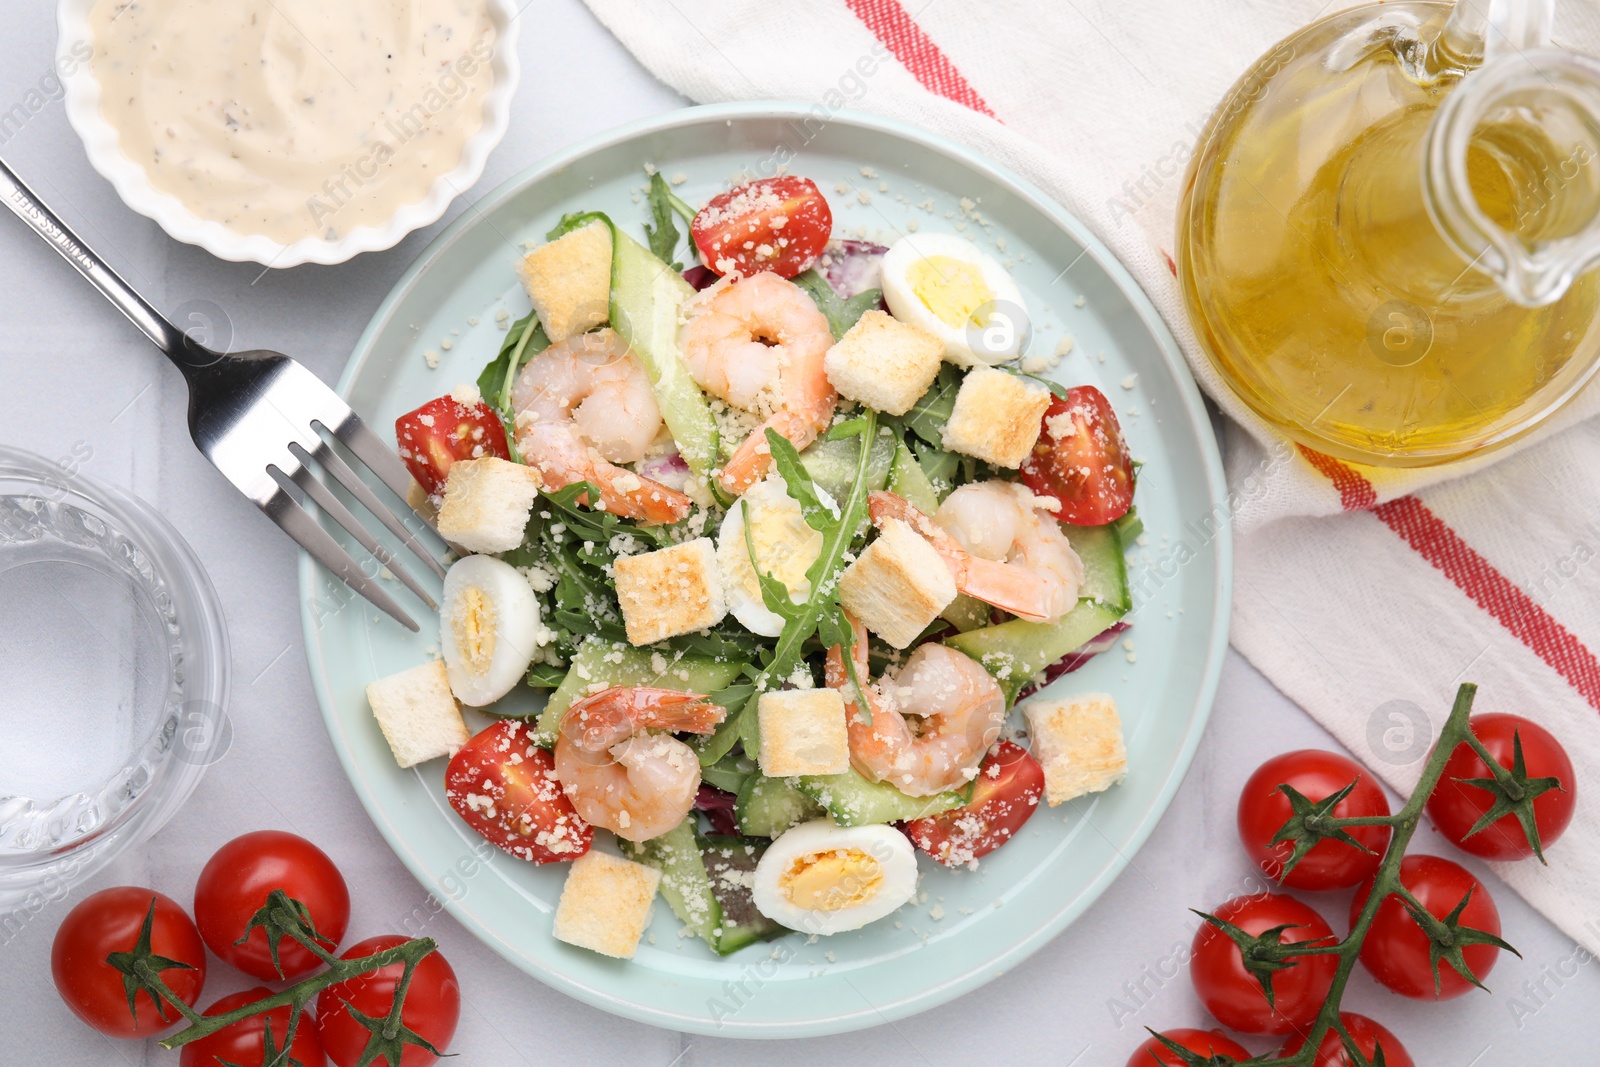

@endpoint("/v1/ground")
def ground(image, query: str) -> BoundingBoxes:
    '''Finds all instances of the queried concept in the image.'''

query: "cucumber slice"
[620,818,721,950]
[1114,506,1143,545]
[702,835,789,954]
[940,594,992,633]
[701,753,756,795]
[610,229,721,477]
[799,433,894,504]
[535,639,744,745]
[886,440,940,515]
[939,516,1129,700]
[793,766,967,826]
[1064,522,1130,612]
[944,598,1127,704]
[735,775,824,838]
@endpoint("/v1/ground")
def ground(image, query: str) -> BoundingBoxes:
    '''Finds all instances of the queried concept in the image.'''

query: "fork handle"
[0,157,212,372]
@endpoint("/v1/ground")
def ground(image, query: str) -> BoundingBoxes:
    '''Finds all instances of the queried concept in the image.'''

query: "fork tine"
[283,461,438,611]
[261,482,420,632]
[304,440,447,580]
[330,417,429,517]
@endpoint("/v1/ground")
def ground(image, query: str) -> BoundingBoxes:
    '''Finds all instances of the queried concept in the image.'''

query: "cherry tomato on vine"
[1190,893,1338,1034]
[906,741,1044,866]
[1426,713,1575,861]
[1277,1013,1414,1067]
[1125,1027,1252,1065]
[444,720,592,863]
[1019,386,1135,525]
[51,887,207,1038]
[1351,854,1503,999]
[691,177,832,278]
[1237,749,1391,890]
[316,935,459,1067]
[194,830,351,982]
[179,988,328,1067]
[395,396,510,497]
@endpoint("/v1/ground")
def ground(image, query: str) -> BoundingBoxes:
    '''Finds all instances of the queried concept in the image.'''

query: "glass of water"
[0,446,229,914]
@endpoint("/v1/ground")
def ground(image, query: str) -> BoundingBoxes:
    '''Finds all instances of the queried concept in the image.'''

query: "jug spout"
[1424,46,1600,307]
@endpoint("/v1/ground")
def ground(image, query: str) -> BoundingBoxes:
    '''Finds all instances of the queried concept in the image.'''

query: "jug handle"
[1440,0,1554,63]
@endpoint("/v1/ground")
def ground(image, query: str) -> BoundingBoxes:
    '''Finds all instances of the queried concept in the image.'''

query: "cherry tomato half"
[1190,893,1338,1034]
[316,935,459,1067]
[194,830,351,982]
[52,887,207,1038]
[691,177,832,278]
[1426,713,1575,861]
[1237,750,1391,890]
[1125,1027,1251,1065]
[179,988,328,1067]
[445,720,592,863]
[1020,386,1135,525]
[1277,1013,1414,1067]
[906,741,1044,867]
[1351,854,1502,999]
[395,395,510,498]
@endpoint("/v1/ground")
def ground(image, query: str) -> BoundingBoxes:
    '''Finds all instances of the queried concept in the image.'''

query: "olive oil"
[1179,2,1600,465]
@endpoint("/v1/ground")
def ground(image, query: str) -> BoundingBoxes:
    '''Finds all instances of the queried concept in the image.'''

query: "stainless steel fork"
[0,158,441,632]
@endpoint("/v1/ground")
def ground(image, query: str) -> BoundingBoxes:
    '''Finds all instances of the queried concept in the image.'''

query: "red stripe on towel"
[1373,495,1600,710]
[1301,448,1600,710]
[1297,446,1378,511]
[843,0,997,117]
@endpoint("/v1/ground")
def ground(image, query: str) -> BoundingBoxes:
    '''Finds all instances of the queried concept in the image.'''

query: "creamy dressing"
[89,0,496,245]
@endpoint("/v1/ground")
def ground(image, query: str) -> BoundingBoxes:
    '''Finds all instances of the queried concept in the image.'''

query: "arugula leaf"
[888,363,963,449]
[476,310,549,417]
[547,210,607,241]
[667,629,765,661]
[540,481,671,551]
[876,366,1003,498]
[643,172,686,269]
[526,662,568,689]
[791,269,883,341]
[733,411,880,755]
[996,363,1070,400]
[766,428,840,533]
[742,498,804,623]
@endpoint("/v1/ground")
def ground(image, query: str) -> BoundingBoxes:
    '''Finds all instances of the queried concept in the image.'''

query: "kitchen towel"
[580,0,1600,952]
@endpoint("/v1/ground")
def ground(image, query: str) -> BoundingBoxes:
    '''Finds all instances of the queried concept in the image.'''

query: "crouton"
[1023,692,1127,805]
[838,518,957,649]
[613,538,727,646]
[365,660,470,768]
[552,850,660,959]
[823,310,945,416]
[941,367,1052,468]
[436,457,542,554]
[758,689,850,777]
[515,221,613,343]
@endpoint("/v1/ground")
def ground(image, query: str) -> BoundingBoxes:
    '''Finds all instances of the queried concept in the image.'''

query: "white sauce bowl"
[55,0,521,268]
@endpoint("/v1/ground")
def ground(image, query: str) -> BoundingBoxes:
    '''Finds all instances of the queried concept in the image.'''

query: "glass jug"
[1178,0,1600,466]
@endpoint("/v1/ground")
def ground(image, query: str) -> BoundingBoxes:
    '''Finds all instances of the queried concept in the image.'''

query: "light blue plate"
[299,103,1232,1038]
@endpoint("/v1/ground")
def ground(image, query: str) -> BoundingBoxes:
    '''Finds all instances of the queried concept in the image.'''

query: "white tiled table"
[0,2,1594,1062]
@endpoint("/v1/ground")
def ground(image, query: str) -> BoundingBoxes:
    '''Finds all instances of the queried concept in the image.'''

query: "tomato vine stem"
[1228,682,1494,1066]
[127,889,441,1054]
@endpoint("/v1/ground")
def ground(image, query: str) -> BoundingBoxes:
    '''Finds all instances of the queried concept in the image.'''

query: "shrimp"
[553,686,726,842]
[512,328,693,523]
[826,615,1005,797]
[868,482,1083,624]
[678,272,837,495]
